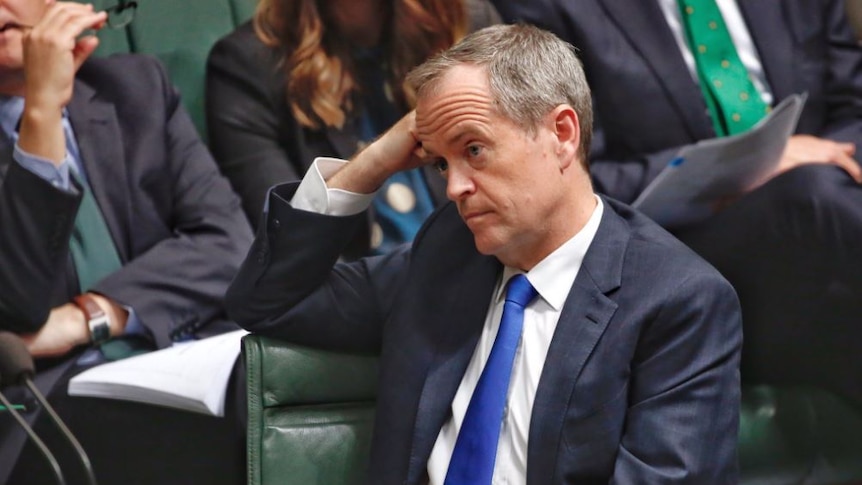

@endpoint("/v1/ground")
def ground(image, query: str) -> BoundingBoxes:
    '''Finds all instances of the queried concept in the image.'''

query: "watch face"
[74,295,111,344]
[89,315,111,344]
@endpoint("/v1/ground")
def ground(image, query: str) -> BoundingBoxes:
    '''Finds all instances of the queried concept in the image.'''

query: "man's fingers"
[33,3,106,42]
[72,35,99,69]
[835,153,862,183]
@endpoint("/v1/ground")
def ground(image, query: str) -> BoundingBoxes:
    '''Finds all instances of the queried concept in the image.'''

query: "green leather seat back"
[126,0,255,140]
[739,386,862,485]
[229,0,257,28]
[243,336,378,485]
[85,0,133,56]
[76,0,256,140]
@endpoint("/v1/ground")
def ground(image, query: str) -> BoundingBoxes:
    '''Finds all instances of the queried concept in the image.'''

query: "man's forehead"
[415,66,494,139]
[426,64,489,96]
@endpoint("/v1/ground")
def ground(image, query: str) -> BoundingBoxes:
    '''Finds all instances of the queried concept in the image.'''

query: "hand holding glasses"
[3,1,137,31]
[100,1,138,30]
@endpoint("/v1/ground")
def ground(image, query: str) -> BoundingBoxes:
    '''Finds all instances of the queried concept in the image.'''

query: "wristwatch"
[73,294,111,344]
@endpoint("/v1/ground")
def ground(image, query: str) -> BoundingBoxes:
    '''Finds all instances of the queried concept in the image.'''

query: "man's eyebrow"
[442,125,484,148]
[418,123,486,157]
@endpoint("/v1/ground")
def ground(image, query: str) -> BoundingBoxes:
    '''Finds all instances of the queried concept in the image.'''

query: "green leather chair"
[244,336,377,485]
[244,334,862,485]
[83,0,256,140]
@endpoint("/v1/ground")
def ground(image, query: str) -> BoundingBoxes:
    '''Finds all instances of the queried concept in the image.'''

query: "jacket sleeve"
[0,152,81,332]
[612,270,742,483]
[206,25,308,230]
[90,56,254,349]
[225,182,410,354]
[809,0,862,151]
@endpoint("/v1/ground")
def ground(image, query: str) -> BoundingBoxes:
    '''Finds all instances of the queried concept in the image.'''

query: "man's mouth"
[462,210,491,223]
[0,22,27,33]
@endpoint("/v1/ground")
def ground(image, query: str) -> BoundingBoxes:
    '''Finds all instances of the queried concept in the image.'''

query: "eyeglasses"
[102,1,138,29]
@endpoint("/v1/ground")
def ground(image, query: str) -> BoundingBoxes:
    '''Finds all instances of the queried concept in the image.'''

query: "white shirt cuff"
[291,157,377,216]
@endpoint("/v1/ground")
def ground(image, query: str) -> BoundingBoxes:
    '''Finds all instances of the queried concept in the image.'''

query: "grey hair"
[406,23,593,162]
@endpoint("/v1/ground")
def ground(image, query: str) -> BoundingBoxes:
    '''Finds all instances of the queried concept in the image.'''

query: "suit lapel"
[406,246,501,483]
[526,199,626,484]
[737,0,795,102]
[67,80,130,262]
[600,0,715,140]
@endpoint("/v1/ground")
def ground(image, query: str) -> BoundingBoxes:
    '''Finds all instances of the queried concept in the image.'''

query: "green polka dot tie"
[677,0,770,136]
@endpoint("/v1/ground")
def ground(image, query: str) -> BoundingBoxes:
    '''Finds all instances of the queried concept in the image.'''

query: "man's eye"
[467,145,483,157]
[434,159,449,173]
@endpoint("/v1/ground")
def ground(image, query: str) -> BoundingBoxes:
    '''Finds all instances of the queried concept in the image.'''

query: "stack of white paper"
[68,329,248,417]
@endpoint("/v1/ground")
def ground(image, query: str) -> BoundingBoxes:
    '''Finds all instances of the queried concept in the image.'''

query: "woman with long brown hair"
[206,0,499,258]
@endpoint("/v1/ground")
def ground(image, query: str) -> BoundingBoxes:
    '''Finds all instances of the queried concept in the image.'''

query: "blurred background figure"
[490,0,862,410]
[206,0,500,259]
[0,1,252,483]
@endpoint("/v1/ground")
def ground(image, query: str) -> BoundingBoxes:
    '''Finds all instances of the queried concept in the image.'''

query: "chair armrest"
[243,335,378,485]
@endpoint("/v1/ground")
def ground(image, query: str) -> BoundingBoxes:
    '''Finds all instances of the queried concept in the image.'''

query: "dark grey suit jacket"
[227,184,743,484]
[0,54,253,348]
[0,54,253,484]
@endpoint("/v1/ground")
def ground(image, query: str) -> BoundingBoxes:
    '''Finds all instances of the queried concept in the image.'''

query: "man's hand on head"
[17,2,107,165]
[327,111,429,193]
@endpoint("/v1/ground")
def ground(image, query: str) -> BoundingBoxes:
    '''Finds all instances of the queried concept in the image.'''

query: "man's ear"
[550,105,580,170]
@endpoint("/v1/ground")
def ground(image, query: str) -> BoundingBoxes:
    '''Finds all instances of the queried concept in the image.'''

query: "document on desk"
[632,93,807,227]
[68,329,248,417]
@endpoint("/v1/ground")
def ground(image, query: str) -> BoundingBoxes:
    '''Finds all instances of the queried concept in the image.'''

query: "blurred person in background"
[0,1,252,483]
[491,0,862,410]
[206,0,500,259]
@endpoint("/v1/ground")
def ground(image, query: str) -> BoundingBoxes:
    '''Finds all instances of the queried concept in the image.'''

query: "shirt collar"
[495,195,605,311]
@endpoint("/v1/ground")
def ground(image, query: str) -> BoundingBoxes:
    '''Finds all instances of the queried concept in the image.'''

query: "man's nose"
[446,167,475,201]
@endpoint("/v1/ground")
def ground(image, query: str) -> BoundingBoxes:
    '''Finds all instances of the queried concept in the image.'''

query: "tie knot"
[505,274,538,307]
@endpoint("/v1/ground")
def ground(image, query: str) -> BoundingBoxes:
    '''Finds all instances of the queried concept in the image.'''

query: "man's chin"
[471,234,501,257]
[0,64,25,94]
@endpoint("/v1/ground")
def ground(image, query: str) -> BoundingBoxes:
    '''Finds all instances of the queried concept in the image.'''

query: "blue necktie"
[445,274,538,484]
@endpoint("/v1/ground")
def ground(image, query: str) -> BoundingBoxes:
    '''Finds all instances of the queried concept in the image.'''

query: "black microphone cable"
[0,331,97,485]
[0,367,66,485]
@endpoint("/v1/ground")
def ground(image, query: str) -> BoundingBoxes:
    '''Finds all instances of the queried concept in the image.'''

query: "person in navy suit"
[491,0,862,409]
[227,24,742,483]
[0,1,252,483]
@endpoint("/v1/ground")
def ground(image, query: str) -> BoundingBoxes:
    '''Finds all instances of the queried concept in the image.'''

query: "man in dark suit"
[0,2,252,483]
[491,0,862,409]
[227,24,742,483]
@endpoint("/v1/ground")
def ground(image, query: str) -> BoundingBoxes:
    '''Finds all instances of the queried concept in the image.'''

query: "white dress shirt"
[656,0,774,105]
[290,157,604,483]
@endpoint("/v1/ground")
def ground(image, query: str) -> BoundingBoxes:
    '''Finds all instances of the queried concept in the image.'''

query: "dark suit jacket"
[227,184,743,484]
[0,54,253,348]
[204,0,501,255]
[491,0,862,203]
[0,55,253,483]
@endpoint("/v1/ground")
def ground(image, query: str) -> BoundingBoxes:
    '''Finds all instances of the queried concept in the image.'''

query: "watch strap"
[73,294,111,344]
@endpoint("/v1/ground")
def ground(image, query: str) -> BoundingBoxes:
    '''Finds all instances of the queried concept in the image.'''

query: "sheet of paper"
[68,329,248,416]
[632,93,807,227]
